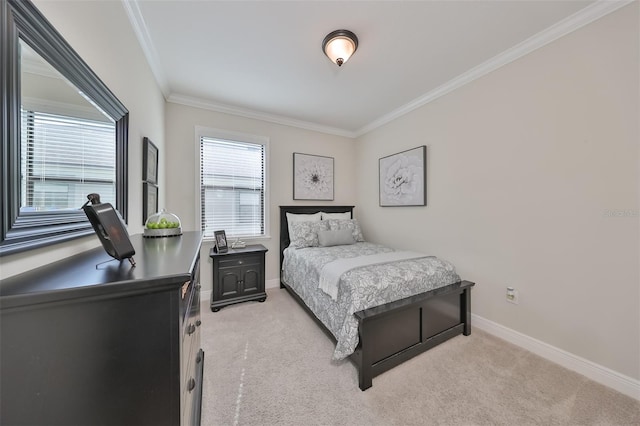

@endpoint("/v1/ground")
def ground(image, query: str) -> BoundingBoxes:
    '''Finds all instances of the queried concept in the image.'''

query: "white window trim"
[194,125,270,241]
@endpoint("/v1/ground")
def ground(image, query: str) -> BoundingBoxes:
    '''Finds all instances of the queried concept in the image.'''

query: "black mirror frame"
[0,0,129,256]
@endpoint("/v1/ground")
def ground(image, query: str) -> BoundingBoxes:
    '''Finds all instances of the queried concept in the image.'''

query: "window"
[20,109,116,212]
[199,129,268,239]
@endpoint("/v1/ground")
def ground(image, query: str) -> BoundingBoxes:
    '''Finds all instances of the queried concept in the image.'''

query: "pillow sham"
[320,211,351,220]
[317,229,356,247]
[286,212,322,236]
[325,219,365,242]
[289,220,329,248]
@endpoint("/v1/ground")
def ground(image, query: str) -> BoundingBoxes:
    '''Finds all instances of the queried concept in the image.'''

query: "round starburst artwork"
[293,153,334,200]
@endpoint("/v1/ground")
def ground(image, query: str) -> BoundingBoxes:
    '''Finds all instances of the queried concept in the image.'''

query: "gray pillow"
[325,218,365,242]
[317,229,356,247]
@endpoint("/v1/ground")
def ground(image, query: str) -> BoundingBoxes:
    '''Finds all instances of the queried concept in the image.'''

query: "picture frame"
[379,145,426,207]
[293,152,334,200]
[214,230,228,253]
[143,182,158,224]
[143,137,158,184]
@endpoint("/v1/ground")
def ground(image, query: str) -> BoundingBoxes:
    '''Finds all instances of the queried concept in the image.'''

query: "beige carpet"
[200,288,640,425]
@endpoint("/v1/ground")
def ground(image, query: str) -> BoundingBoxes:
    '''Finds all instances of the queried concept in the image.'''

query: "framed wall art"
[293,153,334,200]
[379,145,426,207]
[143,182,158,224]
[143,137,158,184]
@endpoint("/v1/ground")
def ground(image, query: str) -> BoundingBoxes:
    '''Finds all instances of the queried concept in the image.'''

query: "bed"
[279,205,475,390]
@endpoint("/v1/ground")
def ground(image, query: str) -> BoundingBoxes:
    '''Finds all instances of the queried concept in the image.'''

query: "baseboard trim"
[201,289,211,304]
[472,314,640,401]
[266,278,280,289]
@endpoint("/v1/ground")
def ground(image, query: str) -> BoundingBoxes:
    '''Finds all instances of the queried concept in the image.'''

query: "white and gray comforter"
[281,242,460,360]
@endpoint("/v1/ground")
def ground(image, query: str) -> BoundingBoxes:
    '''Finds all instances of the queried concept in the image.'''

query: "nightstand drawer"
[218,254,260,269]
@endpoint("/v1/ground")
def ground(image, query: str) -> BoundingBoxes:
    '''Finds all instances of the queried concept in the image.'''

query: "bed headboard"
[279,205,354,273]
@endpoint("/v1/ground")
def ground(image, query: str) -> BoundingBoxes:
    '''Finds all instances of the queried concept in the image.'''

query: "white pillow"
[317,229,355,247]
[320,211,351,220]
[286,212,322,237]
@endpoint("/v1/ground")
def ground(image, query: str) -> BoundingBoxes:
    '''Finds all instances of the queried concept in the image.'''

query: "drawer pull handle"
[188,324,196,335]
[187,378,196,392]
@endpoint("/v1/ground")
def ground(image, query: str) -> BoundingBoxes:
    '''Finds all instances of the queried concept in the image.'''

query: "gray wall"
[354,3,639,381]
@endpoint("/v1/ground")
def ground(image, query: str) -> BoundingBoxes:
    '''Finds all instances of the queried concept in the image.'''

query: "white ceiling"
[124,0,626,137]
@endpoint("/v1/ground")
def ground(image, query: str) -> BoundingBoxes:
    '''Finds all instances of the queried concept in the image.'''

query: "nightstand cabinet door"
[220,269,242,297]
[210,245,267,311]
[242,265,261,293]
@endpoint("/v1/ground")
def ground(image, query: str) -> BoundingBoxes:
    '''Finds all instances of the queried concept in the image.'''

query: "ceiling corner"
[121,0,171,98]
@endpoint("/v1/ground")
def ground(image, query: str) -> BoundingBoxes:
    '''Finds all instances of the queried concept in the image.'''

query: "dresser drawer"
[182,349,204,426]
[181,279,201,389]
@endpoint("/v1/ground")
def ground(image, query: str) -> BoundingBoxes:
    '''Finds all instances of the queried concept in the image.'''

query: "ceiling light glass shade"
[322,30,358,67]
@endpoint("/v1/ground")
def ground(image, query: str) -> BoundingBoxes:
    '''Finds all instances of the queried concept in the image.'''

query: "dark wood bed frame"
[279,205,475,390]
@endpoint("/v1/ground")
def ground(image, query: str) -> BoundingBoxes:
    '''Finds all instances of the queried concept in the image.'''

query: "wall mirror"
[1,0,129,256]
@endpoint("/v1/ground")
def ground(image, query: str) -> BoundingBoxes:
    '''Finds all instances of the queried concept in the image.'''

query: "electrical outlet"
[506,287,519,304]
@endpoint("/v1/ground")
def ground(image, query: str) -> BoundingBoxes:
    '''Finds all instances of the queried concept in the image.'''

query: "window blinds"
[20,109,116,211]
[200,137,265,238]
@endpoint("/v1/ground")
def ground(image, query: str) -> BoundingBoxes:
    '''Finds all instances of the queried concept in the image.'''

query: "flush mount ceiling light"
[322,29,358,67]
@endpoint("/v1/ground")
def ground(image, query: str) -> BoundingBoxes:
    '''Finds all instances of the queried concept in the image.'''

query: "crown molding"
[354,0,634,137]
[167,94,357,138]
[123,0,631,139]
[121,0,170,97]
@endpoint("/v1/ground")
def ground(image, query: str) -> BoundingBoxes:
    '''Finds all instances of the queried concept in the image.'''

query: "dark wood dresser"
[0,232,204,426]
[210,244,267,311]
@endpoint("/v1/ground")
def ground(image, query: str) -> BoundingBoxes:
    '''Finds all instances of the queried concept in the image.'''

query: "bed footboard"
[352,280,474,390]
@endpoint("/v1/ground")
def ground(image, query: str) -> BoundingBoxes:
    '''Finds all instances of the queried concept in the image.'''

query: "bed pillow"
[289,220,329,248]
[286,212,322,236]
[326,219,365,242]
[320,211,351,220]
[317,229,356,247]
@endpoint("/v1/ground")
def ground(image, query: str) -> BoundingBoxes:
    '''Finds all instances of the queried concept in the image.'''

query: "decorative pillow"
[320,211,351,220]
[289,220,329,248]
[317,229,355,247]
[326,219,365,242]
[286,212,322,236]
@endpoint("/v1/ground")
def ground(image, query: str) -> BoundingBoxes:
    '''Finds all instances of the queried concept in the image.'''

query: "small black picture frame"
[214,230,228,253]
[143,137,158,184]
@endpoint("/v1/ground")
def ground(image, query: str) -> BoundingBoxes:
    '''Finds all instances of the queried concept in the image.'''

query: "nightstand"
[209,244,268,312]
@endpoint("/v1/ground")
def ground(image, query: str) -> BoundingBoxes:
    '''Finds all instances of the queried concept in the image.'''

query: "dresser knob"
[196,320,202,327]
[188,324,196,335]
[187,378,196,392]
